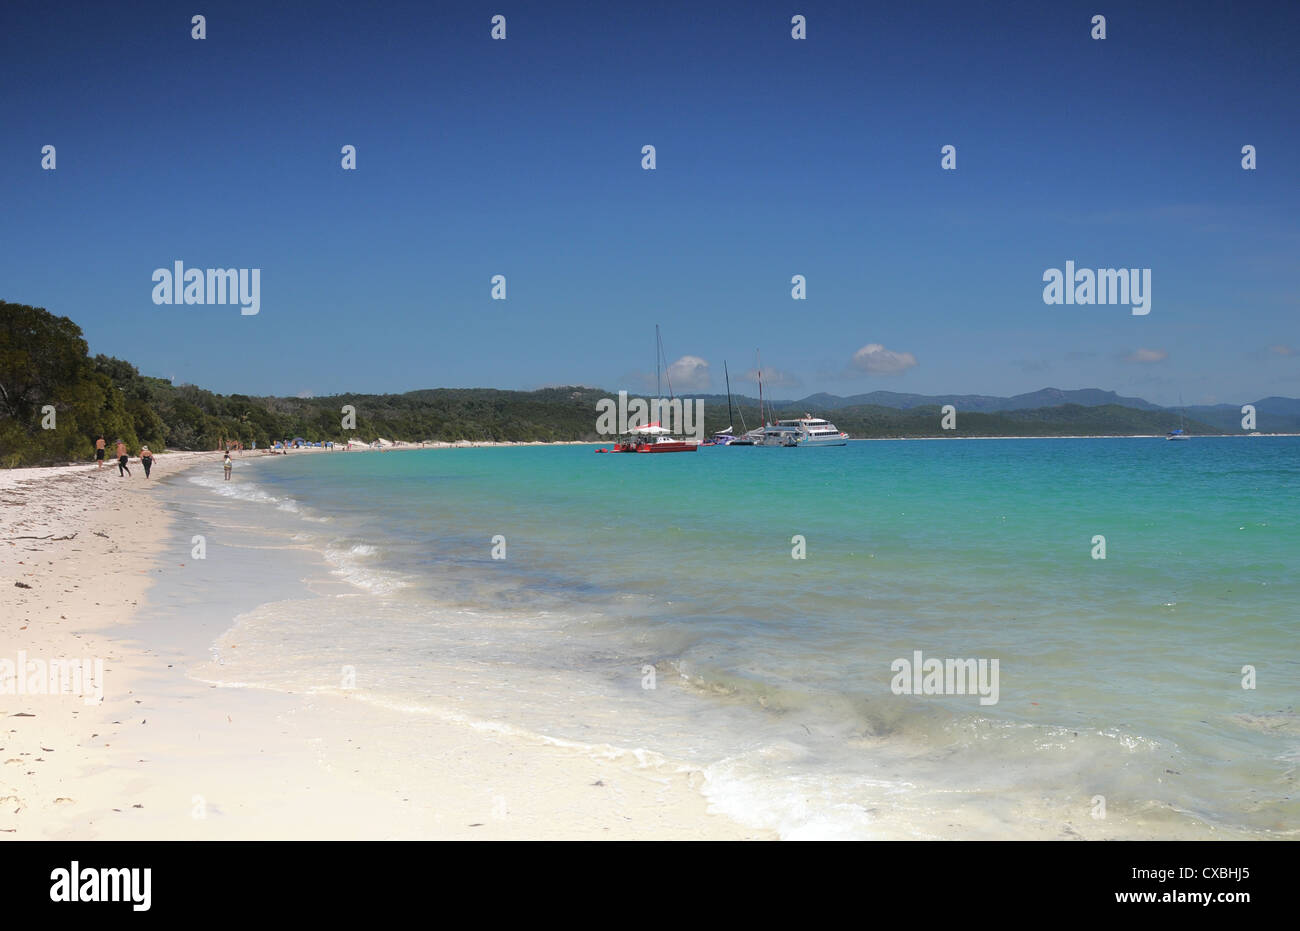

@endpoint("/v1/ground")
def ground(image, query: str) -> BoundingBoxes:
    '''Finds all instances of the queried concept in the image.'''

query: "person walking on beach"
[223,451,233,481]
[140,445,154,478]
[95,435,106,469]
[115,439,131,477]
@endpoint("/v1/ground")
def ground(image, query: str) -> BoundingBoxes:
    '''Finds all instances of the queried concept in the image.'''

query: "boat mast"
[655,324,661,399]
[724,360,735,429]
[656,324,674,400]
[757,349,764,427]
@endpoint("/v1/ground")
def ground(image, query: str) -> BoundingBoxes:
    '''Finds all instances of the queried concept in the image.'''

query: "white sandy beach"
[0,450,769,839]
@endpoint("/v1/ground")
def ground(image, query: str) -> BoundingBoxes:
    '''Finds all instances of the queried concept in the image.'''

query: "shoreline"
[8,430,1297,477]
[0,453,769,839]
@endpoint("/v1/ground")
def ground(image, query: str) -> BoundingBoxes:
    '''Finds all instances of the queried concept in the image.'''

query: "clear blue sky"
[3,0,1297,405]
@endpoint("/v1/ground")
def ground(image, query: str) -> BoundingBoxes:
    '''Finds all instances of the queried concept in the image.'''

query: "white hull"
[777,414,848,446]
[737,415,848,447]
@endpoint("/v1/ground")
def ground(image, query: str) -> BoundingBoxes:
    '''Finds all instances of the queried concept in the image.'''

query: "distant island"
[2,301,1295,467]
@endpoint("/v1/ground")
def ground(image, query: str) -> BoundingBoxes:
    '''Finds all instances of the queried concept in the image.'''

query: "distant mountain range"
[699,388,1300,433]
[1178,397,1300,432]
[791,387,1162,412]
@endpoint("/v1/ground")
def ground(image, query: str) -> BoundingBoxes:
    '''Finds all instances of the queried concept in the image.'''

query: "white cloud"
[665,355,710,392]
[851,343,917,375]
[1124,348,1168,363]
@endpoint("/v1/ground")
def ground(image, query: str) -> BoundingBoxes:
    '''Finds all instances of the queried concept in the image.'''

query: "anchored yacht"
[598,422,698,453]
[776,414,849,447]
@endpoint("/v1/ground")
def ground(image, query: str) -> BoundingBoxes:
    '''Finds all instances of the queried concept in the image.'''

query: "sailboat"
[1166,396,1191,441]
[596,325,698,454]
[705,361,740,445]
[728,369,757,445]
[732,351,772,445]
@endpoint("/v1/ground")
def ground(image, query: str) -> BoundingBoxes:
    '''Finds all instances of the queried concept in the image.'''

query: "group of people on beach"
[94,435,154,478]
[94,434,234,481]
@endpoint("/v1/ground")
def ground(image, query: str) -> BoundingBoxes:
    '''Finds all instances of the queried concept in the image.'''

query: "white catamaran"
[739,352,848,447]
[773,415,848,447]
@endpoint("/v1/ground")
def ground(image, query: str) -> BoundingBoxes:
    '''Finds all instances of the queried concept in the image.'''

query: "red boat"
[596,424,698,453]
[594,327,699,454]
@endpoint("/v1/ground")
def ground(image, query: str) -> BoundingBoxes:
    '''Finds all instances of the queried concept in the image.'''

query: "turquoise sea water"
[165,437,1299,838]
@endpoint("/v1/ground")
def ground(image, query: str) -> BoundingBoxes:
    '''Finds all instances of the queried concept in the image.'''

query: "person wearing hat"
[140,445,155,478]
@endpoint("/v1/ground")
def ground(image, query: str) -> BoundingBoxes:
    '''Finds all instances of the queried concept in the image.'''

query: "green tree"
[0,302,138,466]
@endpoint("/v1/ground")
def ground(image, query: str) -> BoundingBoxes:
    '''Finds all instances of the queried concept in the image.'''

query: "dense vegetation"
[1,302,150,467]
[1,301,1221,467]
[0,302,615,465]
